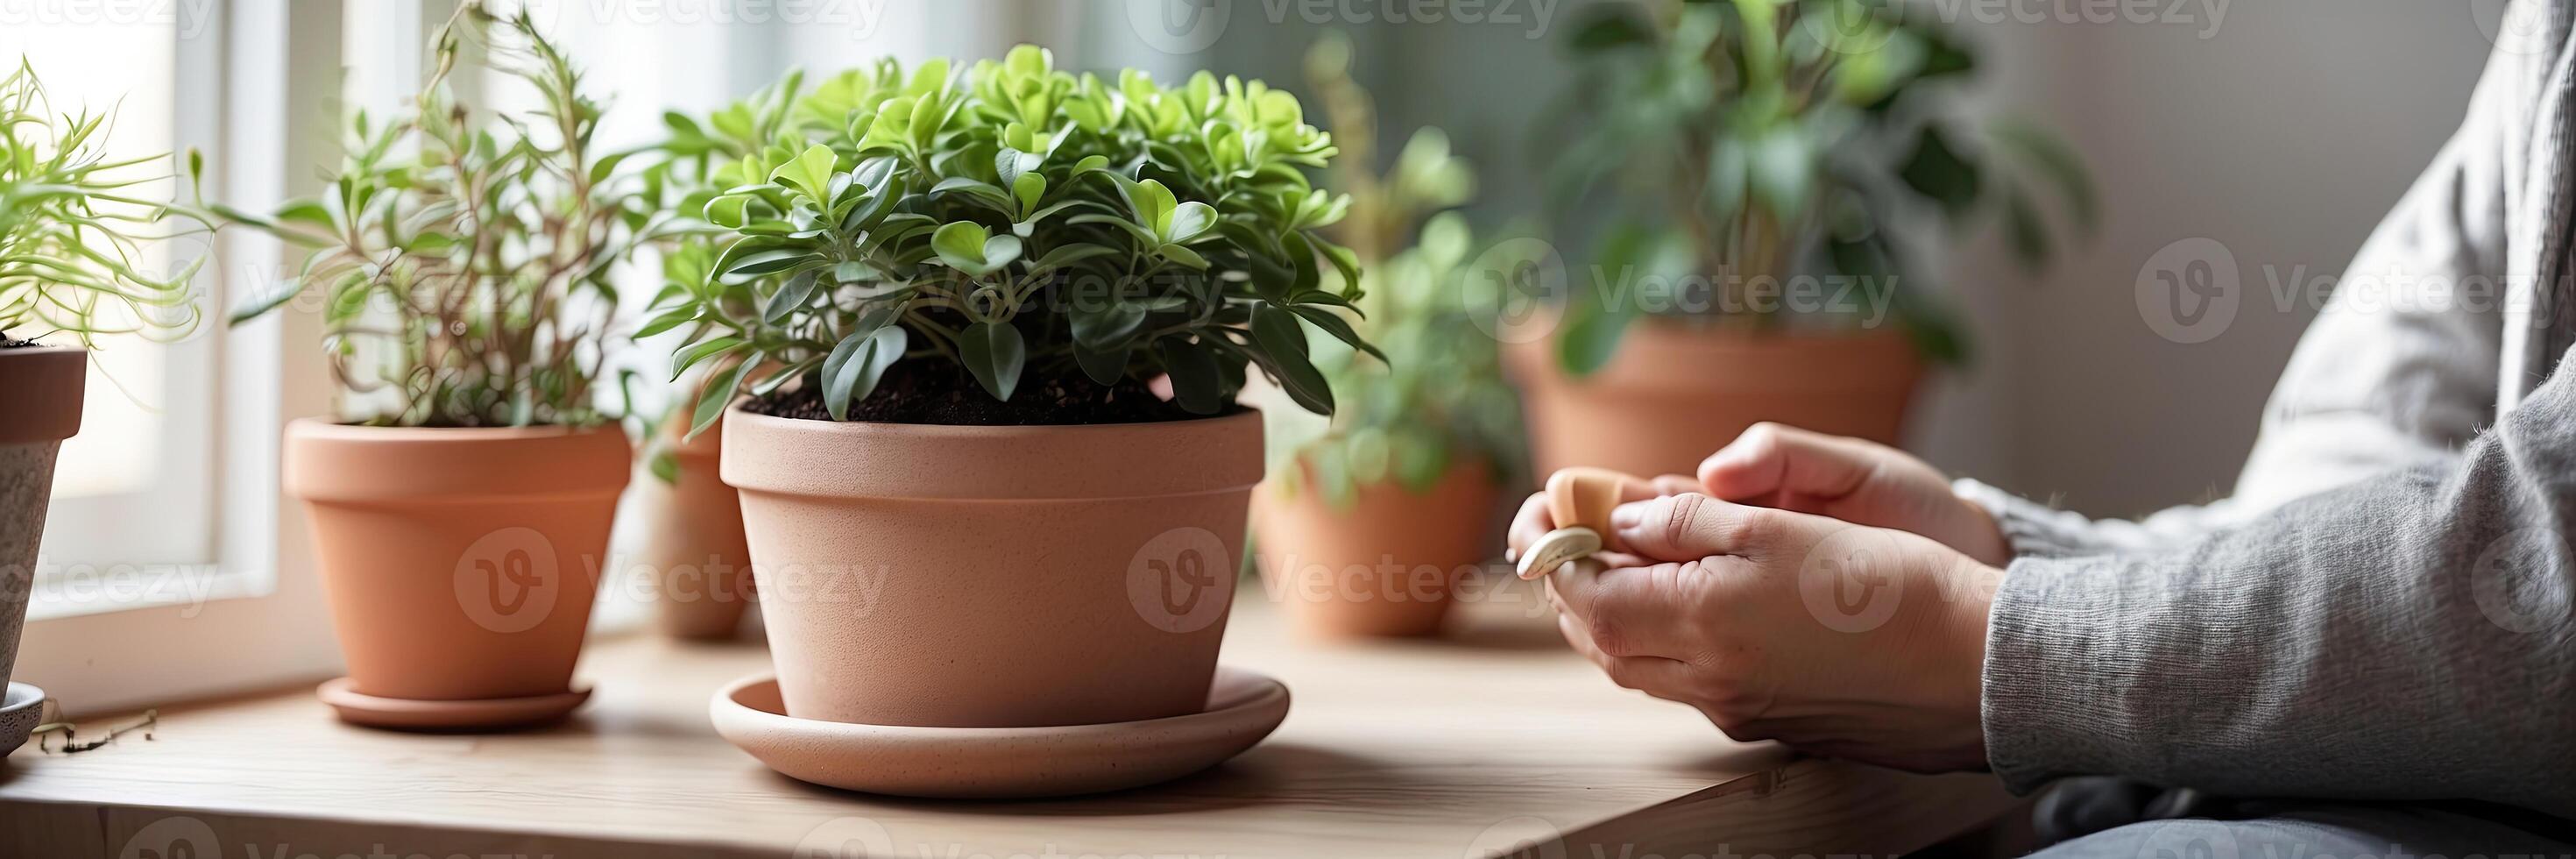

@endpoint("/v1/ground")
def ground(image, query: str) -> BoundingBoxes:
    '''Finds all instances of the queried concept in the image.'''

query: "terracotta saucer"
[316,678,590,730]
[1,682,44,756]
[711,666,1289,799]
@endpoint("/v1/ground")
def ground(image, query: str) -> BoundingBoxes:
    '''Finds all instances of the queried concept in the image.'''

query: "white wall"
[1947,1,2495,515]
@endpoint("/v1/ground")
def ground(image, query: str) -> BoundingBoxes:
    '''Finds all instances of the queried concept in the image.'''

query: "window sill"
[25,567,270,624]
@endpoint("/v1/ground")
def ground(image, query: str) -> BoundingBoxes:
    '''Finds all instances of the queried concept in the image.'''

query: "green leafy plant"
[645,46,1374,433]
[216,4,662,427]
[1263,33,1522,508]
[1546,0,2094,374]
[0,60,209,347]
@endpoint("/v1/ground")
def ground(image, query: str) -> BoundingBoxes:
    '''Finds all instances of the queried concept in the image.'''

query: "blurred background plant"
[1258,32,1524,508]
[1543,0,2095,374]
[0,60,208,348]
[216,4,663,428]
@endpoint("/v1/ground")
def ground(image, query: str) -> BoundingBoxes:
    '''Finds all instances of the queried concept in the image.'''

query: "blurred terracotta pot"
[639,418,755,640]
[723,408,1263,728]
[1252,460,1498,638]
[285,420,630,704]
[0,346,82,692]
[1506,324,1921,479]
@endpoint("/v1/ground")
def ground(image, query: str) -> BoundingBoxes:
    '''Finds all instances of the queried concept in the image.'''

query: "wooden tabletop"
[0,579,2018,858]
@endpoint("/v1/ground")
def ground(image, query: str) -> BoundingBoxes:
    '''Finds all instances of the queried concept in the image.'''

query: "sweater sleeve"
[1978,342,2576,820]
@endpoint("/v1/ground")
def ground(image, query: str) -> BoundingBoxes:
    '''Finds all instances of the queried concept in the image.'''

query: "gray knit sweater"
[1957,2,2576,821]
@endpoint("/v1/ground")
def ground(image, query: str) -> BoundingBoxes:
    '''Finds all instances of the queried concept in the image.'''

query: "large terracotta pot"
[723,407,1263,728]
[285,420,630,702]
[1252,459,1499,638]
[638,418,755,639]
[1506,324,1922,479]
[0,347,82,691]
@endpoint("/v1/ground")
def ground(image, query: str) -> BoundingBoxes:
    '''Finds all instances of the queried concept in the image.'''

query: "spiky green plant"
[0,60,208,347]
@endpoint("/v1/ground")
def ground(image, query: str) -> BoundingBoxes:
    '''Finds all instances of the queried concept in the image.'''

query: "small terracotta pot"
[723,407,1263,728]
[285,420,630,703]
[1252,459,1499,638]
[638,418,755,639]
[1506,323,1922,479]
[0,346,83,692]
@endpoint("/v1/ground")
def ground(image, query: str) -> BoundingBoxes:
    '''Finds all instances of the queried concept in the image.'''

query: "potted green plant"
[1249,34,1523,638]
[216,4,654,728]
[1518,0,2093,477]
[0,60,208,715]
[649,46,1369,728]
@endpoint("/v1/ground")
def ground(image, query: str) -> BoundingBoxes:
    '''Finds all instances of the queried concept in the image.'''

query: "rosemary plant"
[219,4,662,427]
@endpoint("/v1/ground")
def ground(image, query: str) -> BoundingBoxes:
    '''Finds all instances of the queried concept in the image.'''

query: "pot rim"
[0,344,85,444]
[1504,321,1921,395]
[284,417,633,502]
[284,416,627,441]
[721,405,1265,501]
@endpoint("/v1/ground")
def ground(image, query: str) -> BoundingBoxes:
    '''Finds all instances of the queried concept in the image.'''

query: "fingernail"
[1611,500,1649,530]
[1504,546,1519,563]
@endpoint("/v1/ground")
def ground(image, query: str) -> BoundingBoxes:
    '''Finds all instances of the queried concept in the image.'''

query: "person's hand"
[1549,492,2003,773]
[1699,422,2012,566]
[1504,471,1701,564]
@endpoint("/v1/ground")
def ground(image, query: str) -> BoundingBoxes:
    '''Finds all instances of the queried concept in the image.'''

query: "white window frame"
[16,0,347,715]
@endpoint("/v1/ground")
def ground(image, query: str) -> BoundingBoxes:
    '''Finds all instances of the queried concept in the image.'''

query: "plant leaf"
[1074,340,1129,387]
[761,270,820,323]
[771,143,839,202]
[958,320,1026,401]
[1251,304,1333,414]
[1555,297,1633,378]
[1125,178,1178,235]
[1155,337,1224,415]
[1287,304,1386,364]
[822,323,908,420]
[1163,201,1215,243]
[932,221,996,273]
[1071,301,1147,348]
[689,359,754,438]
[1899,125,1980,218]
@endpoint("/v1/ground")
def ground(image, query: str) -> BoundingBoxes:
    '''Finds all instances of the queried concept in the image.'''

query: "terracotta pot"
[723,407,1263,728]
[1506,324,1922,479]
[0,346,83,692]
[1252,459,1499,638]
[285,420,630,703]
[638,418,755,639]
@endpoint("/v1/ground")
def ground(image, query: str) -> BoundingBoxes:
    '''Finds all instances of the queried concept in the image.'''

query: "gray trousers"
[2033,780,2576,859]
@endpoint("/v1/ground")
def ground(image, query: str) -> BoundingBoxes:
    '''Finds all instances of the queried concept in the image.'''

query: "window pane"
[3,16,180,499]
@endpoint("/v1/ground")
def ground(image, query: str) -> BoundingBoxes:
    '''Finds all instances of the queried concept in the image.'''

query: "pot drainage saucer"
[711,665,1290,799]
[2,682,44,757]
[317,678,590,730]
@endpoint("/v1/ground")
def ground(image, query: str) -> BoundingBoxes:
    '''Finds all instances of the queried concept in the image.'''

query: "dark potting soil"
[746,358,1221,426]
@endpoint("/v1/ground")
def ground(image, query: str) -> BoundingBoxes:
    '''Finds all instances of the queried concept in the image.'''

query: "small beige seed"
[1517,526,1603,580]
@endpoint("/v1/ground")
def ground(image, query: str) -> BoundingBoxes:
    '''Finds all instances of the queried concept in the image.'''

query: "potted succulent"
[1518,0,2093,477]
[649,46,1369,728]
[1249,35,1523,638]
[0,60,208,702]
[216,5,655,728]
